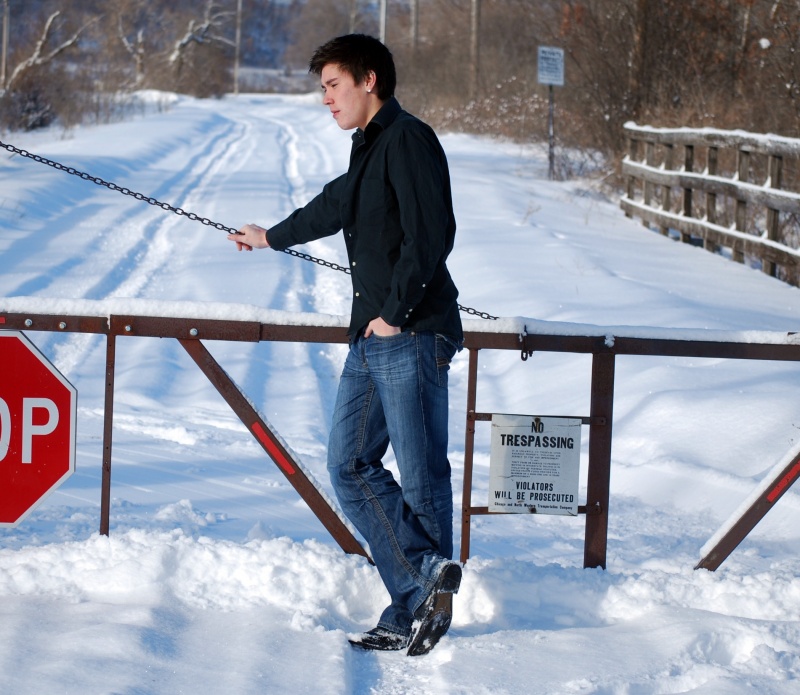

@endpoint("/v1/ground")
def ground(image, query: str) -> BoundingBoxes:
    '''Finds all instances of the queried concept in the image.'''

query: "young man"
[228,34,462,657]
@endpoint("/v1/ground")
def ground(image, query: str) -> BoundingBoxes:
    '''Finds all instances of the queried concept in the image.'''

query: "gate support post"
[99,333,116,536]
[584,351,615,569]
[460,347,480,564]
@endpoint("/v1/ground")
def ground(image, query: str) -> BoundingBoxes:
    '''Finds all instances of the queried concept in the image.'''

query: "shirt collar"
[352,97,402,147]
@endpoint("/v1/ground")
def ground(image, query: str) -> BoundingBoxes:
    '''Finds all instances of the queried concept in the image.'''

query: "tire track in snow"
[50,115,254,377]
[236,109,349,489]
[4,114,245,302]
[88,117,252,301]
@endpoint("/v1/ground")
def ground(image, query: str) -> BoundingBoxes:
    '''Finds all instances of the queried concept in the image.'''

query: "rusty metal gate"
[2,307,799,571]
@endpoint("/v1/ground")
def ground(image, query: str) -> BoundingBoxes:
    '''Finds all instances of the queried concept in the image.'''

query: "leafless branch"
[118,15,145,87]
[168,2,234,65]
[6,11,99,92]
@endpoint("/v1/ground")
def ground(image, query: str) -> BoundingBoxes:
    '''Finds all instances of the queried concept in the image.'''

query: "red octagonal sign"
[0,331,77,527]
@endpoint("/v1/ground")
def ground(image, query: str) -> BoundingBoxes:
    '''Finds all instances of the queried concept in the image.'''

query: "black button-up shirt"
[266,97,462,341]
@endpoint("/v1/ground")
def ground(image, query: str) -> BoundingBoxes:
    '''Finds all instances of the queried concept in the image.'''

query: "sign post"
[0,331,77,526]
[537,46,565,181]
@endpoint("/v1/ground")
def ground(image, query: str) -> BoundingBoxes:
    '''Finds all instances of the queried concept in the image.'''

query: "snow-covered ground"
[1,91,799,694]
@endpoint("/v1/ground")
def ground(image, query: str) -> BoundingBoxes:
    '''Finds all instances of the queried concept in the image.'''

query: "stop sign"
[0,331,77,527]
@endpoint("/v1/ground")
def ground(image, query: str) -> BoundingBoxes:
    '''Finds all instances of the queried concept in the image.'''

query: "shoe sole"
[406,563,461,657]
[436,563,462,594]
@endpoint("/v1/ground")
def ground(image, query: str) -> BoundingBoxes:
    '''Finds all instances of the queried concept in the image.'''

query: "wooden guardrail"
[620,123,800,286]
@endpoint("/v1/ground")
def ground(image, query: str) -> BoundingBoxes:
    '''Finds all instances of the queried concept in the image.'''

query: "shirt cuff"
[381,296,415,327]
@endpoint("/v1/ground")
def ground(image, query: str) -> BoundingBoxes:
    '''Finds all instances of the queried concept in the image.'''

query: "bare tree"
[118,18,146,88]
[168,1,234,67]
[753,0,800,133]
[5,10,96,93]
[284,0,378,71]
[1,0,8,90]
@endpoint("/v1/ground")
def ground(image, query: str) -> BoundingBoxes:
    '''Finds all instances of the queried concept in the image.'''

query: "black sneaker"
[406,562,462,657]
[348,627,410,652]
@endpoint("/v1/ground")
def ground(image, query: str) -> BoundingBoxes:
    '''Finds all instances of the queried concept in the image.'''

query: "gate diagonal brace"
[695,447,800,571]
[177,337,370,562]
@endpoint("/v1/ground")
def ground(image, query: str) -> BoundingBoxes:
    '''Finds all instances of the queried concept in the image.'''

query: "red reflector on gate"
[767,461,800,503]
[251,421,296,475]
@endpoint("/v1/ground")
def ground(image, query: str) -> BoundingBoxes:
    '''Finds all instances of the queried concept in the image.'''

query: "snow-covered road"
[1,92,799,693]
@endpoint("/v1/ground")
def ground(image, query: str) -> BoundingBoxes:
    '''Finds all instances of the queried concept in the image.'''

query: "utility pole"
[379,0,387,44]
[1,0,9,91]
[409,0,418,51]
[348,0,357,33]
[233,0,242,95]
[469,0,480,100]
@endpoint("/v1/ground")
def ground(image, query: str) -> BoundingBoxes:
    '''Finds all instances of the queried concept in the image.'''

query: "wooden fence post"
[682,144,694,243]
[764,154,783,277]
[705,146,719,253]
[659,143,674,236]
[625,137,639,217]
[734,149,750,263]
[644,141,655,212]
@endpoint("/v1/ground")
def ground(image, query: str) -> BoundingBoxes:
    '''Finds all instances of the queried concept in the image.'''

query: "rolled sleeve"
[267,174,346,250]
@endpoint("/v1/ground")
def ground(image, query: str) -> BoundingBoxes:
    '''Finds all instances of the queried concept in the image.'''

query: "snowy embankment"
[1,92,799,693]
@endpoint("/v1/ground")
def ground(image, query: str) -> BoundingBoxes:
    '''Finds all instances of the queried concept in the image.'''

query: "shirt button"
[351,261,356,267]
[355,292,360,297]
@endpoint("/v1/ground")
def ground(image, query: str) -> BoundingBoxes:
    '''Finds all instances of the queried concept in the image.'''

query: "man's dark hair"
[309,34,396,101]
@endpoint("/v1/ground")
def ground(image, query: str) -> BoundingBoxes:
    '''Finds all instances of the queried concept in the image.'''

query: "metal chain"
[459,305,498,320]
[1,139,497,319]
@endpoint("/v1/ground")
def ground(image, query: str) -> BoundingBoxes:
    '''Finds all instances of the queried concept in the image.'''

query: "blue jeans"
[327,330,460,636]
